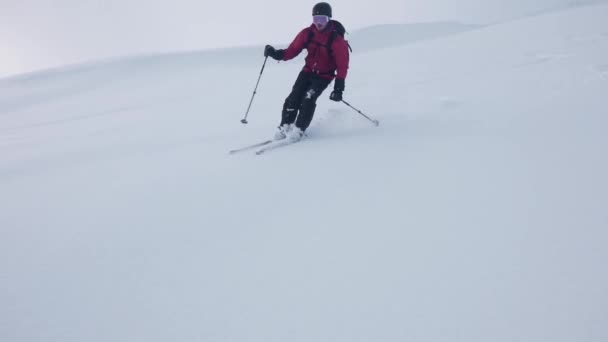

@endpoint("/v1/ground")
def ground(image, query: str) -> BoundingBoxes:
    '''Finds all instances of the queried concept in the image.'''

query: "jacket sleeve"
[332,36,350,80]
[281,28,310,61]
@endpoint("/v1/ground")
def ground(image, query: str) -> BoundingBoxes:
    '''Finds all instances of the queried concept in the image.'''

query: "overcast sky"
[0,0,572,77]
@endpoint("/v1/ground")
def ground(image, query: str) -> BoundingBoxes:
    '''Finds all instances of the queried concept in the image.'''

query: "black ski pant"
[280,71,332,131]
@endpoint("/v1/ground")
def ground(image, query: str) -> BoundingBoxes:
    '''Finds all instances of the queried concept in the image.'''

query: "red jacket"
[282,22,350,80]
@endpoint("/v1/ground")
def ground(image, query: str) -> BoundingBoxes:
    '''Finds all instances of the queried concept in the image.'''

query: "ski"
[229,140,273,154]
[255,139,301,155]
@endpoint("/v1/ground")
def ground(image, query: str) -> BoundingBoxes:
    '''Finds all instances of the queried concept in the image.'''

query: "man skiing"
[264,2,350,142]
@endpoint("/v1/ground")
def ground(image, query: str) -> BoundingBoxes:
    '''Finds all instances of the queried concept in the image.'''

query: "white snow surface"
[1,4,608,342]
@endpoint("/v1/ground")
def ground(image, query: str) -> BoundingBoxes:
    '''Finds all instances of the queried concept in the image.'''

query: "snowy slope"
[1,4,608,342]
[348,22,481,53]
[522,0,608,18]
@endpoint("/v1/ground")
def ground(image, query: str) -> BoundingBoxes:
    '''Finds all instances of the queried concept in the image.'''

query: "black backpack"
[304,20,353,57]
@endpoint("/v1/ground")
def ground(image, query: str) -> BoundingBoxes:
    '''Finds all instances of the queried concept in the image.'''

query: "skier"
[264,2,350,142]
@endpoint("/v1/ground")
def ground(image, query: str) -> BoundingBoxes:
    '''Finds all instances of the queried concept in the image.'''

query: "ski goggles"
[313,15,330,25]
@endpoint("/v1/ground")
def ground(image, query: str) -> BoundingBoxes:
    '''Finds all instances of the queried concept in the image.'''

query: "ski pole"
[341,100,379,126]
[241,56,269,124]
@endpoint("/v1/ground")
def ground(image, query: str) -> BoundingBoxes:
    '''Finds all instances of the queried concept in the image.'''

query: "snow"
[1,4,608,342]
[348,22,481,53]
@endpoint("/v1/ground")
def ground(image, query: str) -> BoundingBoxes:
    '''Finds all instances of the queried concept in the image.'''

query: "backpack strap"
[326,30,352,57]
[326,21,352,56]
[303,22,352,57]
[326,30,338,57]
[303,28,314,49]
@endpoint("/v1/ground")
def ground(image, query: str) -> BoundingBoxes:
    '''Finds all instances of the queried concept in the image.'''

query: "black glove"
[329,90,343,102]
[330,78,345,102]
[264,45,284,60]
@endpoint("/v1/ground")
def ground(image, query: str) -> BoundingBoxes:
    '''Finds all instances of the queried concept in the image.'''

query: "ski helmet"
[312,2,332,18]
